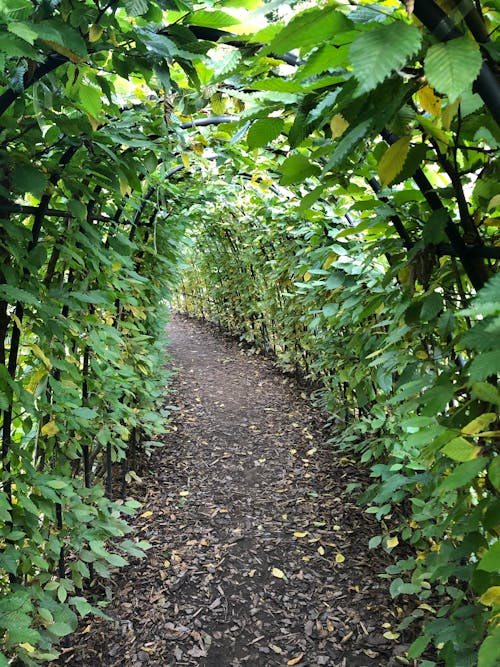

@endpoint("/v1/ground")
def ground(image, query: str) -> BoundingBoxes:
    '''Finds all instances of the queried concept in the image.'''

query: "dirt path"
[61,314,408,667]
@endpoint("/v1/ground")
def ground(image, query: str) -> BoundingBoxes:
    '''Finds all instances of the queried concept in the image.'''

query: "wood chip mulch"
[59,313,416,667]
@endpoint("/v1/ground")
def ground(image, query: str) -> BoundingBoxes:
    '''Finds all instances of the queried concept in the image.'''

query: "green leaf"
[323,119,372,172]
[47,621,74,637]
[7,624,41,644]
[420,292,443,321]
[72,407,98,420]
[477,541,500,572]
[188,10,240,29]
[71,597,93,617]
[7,21,37,44]
[350,22,422,93]
[11,165,47,197]
[78,84,102,119]
[247,118,284,149]
[45,480,68,489]
[408,636,431,659]
[469,351,500,383]
[471,382,500,407]
[478,626,500,667]
[424,36,482,102]
[0,32,41,60]
[437,457,488,494]
[488,457,500,491]
[279,154,320,186]
[123,0,148,15]
[34,20,87,58]
[0,285,41,307]
[67,200,87,220]
[266,6,352,55]
[296,44,348,81]
[461,273,500,318]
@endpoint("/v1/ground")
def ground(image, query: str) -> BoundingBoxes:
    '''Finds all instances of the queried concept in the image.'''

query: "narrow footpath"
[62,314,410,667]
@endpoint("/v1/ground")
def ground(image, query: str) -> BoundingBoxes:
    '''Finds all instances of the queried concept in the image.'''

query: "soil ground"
[60,314,411,667]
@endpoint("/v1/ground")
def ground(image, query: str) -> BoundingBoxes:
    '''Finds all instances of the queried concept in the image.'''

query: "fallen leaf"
[386,536,399,549]
[318,546,325,555]
[269,644,282,654]
[293,531,308,538]
[335,553,345,563]
[271,567,286,579]
[179,490,190,497]
[287,654,304,665]
[140,511,153,518]
[383,631,400,640]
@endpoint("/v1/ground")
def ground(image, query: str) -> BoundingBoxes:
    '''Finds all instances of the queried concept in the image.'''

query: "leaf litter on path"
[59,314,414,667]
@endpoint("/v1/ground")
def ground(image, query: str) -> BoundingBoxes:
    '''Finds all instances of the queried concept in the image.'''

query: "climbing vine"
[0,0,498,664]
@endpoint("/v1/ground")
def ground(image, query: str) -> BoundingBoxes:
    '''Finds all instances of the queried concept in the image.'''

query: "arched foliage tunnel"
[0,0,498,664]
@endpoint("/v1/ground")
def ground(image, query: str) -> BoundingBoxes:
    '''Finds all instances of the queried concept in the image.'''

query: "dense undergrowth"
[0,0,498,664]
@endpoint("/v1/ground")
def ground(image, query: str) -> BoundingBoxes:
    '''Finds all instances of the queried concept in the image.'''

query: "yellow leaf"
[303,272,311,282]
[462,413,497,435]
[323,253,337,270]
[248,569,256,577]
[441,98,460,130]
[306,447,317,456]
[415,350,428,360]
[26,367,48,394]
[441,436,481,462]
[479,587,500,606]
[112,261,121,272]
[41,40,84,63]
[28,344,52,369]
[294,531,309,538]
[483,218,500,227]
[192,141,205,156]
[11,313,22,332]
[82,624,92,634]
[179,490,190,497]
[318,545,325,555]
[271,567,286,579]
[181,153,190,169]
[330,114,349,140]
[140,511,153,518]
[417,85,441,116]
[378,136,411,187]
[19,643,35,653]
[120,178,131,197]
[287,654,305,665]
[163,559,170,567]
[335,553,345,563]
[487,194,500,211]
[41,420,59,437]
[383,631,400,640]
[86,113,99,131]
[211,92,226,115]
[386,536,399,549]
[89,24,103,42]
